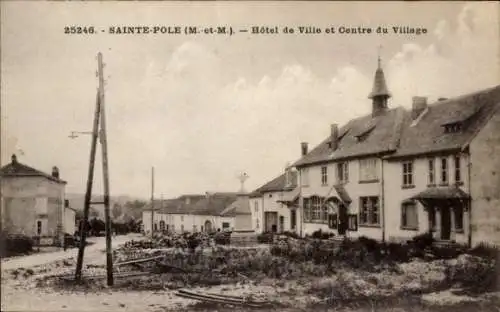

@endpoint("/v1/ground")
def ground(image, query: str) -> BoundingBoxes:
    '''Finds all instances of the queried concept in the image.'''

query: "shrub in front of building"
[0,232,34,257]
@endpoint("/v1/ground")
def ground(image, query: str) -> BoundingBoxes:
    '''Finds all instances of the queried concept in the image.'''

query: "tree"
[112,203,123,219]
[124,200,147,220]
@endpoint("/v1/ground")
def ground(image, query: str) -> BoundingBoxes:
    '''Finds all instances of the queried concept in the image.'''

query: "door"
[338,203,348,235]
[264,212,278,233]
[279,216,284,233]
[440,208,451,240]
[204,220,212,232]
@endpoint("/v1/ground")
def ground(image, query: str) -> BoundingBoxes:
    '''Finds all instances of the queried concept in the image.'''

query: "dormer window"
[443,122,463,134]
[355,126,375,142]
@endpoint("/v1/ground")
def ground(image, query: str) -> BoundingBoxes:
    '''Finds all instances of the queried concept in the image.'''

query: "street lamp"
[69,131,94,139]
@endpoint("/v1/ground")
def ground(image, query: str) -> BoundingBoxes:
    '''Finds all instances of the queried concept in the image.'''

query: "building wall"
[250,197,264,233]
[142,210,235,234]
[259,190,294,233]
[64,208,76,235]
[234,214,252,231]
[299,159,383,240]
[1,177,66,242]
[469,109,500,247]
[384,154,470,244]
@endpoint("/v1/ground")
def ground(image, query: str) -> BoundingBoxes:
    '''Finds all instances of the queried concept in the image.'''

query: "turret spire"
[369,47,391,116]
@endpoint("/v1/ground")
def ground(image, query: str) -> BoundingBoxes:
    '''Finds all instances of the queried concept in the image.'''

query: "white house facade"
[291,59,500,246]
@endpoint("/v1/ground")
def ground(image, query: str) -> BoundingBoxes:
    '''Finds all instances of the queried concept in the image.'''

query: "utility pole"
[74,52,113,286]
[98,52,114,286]
[151,166,155,237]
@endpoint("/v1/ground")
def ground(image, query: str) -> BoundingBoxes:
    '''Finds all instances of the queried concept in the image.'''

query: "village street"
[1,234,137,271]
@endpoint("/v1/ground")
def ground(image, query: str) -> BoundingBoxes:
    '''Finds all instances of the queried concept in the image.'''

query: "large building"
[142,192,251,234]
[0,154,75,245]
[288,60,500,246]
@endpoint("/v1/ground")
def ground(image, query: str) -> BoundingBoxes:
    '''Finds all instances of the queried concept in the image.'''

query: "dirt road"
[1,234,139,271]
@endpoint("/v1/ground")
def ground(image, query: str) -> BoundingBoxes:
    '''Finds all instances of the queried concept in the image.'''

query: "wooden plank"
[114,255,164,266]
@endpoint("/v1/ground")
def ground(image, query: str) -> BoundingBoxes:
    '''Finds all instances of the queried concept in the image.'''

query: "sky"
[1,1,499,199]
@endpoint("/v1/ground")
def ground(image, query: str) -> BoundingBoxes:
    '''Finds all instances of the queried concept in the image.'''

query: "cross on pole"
[237,172,249,193]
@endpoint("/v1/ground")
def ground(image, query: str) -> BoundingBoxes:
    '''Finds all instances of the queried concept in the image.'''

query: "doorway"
[338,203,348,235]
[204,220,212,232]
[440,208,451,240]
[264,212,278,233]
[290,210,297,231]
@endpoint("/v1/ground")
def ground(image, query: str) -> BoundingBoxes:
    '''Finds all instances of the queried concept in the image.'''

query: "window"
[401,202,418,230]
[180,215,184,222]
[441,157,448,184]
[193,225,197,232]
[402,161,414,187]
[304,198,311,222]
[428,158,435,185]
[454,208,464,231]
[311,196,322,221]
[255,219,259,229]
[254,201,259,212]
[304,196,327,223]
[181,224,184,232]
[444,122,462,133]
[301,168,310,186]
[37,220,42,235]
[454,155,462,184]
[159,220,165,231]
[359,158,378,182]
[337,162,349,183]
[321,166,328,185]
[359,197,380,226]
[348,215,358,231]
[222,222,230,229]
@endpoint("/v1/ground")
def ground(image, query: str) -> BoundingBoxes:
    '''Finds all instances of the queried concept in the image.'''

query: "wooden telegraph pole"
[151,167,155,238]
[75,52,114,286]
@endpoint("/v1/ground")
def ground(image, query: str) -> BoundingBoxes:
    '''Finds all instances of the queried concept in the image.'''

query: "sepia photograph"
[1,1,500,311]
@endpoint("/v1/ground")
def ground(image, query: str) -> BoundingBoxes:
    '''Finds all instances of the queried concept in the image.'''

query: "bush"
[412,232,434,252]
[1,233,34,257]
[311,229,335,240]
[257,232,274,244]
[282,231,300,239]
[445,254,497,293]
[213,232,230,245]
[469,243,500,260]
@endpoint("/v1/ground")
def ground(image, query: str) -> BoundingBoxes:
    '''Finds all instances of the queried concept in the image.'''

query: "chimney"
[301,142,308,156]
[52,166,60,179]
[330,124,339,150]
[411,96,428,120]
[11,154,17,164]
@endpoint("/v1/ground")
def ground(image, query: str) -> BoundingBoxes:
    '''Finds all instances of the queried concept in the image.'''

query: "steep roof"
[191,193,238,216]
[388,85,500,159]
[0,155,66,184]
[368,62,391,99]
[220,196,251,216]
[294,107,405,167]
[249,170,298,197]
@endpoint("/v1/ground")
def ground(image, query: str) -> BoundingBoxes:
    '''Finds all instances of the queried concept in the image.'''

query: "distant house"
[142,192,251,234]
[290,58,500,246]
[0,154,75,246]
[249,166,299,234]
